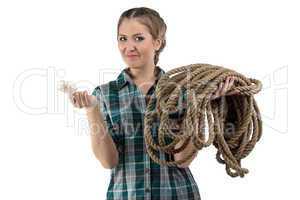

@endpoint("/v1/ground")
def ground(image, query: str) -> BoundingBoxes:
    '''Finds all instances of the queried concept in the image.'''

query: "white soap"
[57,80,77,104]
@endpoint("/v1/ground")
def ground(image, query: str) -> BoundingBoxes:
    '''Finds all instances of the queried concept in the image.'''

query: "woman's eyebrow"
[119,33,143,36]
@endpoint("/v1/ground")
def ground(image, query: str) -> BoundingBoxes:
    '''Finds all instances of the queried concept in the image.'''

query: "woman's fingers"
[79,92,84,108]
[226,76,239,96]
[70,94,76,105]
[210,76,237,100]
[226,77,234,92]
[220,77,230,95]
[71,91,98,109]
[72,91,84,108]
[84,91,90,106]
[227,90,239,95]
[211,82,222,100]
[81,91,87,107]
[73,92,80,108]
[228,77,234,88]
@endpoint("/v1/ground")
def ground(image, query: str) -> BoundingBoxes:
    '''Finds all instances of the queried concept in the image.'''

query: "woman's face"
[117,18,161,69]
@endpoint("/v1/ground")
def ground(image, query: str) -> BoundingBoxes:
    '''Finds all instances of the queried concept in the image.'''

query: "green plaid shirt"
[92,66,201,200]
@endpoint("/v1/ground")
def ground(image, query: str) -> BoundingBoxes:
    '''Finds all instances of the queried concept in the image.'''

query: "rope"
[144,63,263,178]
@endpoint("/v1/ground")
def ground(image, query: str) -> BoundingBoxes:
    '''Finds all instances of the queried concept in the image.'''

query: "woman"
[72,7,235,200]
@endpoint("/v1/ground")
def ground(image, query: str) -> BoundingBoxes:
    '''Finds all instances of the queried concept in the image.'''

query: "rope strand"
[144,63,263,178]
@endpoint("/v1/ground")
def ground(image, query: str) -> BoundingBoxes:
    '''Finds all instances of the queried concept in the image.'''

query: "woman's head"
[117,7,167,69]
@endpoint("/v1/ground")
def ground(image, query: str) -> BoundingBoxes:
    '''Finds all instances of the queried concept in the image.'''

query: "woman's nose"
[125,41,136,51]
[127,45,136,52]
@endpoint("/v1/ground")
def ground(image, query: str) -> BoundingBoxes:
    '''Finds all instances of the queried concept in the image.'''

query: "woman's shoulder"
[92,80,120,98]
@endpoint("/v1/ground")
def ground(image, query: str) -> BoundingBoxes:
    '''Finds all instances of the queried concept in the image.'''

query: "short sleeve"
[92,86,110,126]
[92,86,122,152]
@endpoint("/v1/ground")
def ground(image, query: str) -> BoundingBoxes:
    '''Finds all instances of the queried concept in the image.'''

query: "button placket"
[112,124,118,131]
[145,168,150,173]
[144,150,151,200]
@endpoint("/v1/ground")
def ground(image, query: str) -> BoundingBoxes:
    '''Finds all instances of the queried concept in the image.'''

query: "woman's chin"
[126,62,141,68]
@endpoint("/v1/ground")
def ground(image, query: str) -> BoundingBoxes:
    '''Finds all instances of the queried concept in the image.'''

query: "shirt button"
[118,146,122,153]
[145,188,150,193]
[112,124,118,131]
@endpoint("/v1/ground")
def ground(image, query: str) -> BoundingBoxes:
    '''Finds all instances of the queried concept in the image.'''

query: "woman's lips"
[127,55,139,59]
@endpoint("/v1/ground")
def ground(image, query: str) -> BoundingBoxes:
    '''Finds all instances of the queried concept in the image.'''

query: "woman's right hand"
[70,90,98,111]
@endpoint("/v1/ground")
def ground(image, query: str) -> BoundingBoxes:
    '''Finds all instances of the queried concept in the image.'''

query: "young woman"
[71,7,235,200]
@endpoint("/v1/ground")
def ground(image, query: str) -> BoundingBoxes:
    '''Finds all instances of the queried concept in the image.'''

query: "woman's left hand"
[210,76,239,100]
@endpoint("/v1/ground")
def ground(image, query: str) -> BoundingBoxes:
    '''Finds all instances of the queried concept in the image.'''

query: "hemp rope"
[144,63,263,178]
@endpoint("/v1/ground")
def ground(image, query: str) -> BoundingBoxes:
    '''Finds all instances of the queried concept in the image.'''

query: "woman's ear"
[154,38,162,51]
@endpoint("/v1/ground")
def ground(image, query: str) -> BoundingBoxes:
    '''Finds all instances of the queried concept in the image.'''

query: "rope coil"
[144,63,263,178]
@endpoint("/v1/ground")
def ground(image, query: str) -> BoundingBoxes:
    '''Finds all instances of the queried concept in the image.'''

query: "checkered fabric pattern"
[92,66,201,200]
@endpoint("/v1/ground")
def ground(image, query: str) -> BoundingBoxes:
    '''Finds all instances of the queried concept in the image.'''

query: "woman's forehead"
[118,19,150,36]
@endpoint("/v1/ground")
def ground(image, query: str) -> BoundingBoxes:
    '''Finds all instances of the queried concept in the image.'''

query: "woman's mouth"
[127,55,139,59]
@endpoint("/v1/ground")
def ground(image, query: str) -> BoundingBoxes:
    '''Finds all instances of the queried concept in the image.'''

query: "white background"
[0,0,299,199]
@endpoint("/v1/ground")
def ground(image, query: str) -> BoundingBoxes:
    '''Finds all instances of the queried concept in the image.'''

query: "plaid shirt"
[92,66,201,200]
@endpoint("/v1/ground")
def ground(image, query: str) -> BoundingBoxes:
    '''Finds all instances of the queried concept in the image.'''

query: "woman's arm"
[86,105,119,169]
[174,139,198,168]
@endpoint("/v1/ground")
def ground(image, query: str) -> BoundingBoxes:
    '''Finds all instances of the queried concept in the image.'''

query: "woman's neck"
[128,64,156,85]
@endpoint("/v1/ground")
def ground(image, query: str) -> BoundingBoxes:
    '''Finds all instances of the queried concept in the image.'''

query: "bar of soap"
[58,80,76,94]
[57,80,77,104]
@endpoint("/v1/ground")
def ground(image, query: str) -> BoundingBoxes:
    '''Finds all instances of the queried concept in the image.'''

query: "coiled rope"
[144,63,263,177]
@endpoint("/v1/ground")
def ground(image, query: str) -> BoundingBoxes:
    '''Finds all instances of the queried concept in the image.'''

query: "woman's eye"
[119,37,126,41]
[136,36,144,41]
[118,36,144,42]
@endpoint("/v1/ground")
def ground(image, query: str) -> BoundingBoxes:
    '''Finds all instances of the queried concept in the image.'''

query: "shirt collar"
[116,66,165,90]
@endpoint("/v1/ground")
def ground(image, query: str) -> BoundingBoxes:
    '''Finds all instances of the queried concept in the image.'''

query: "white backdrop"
[1,0,298,199]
